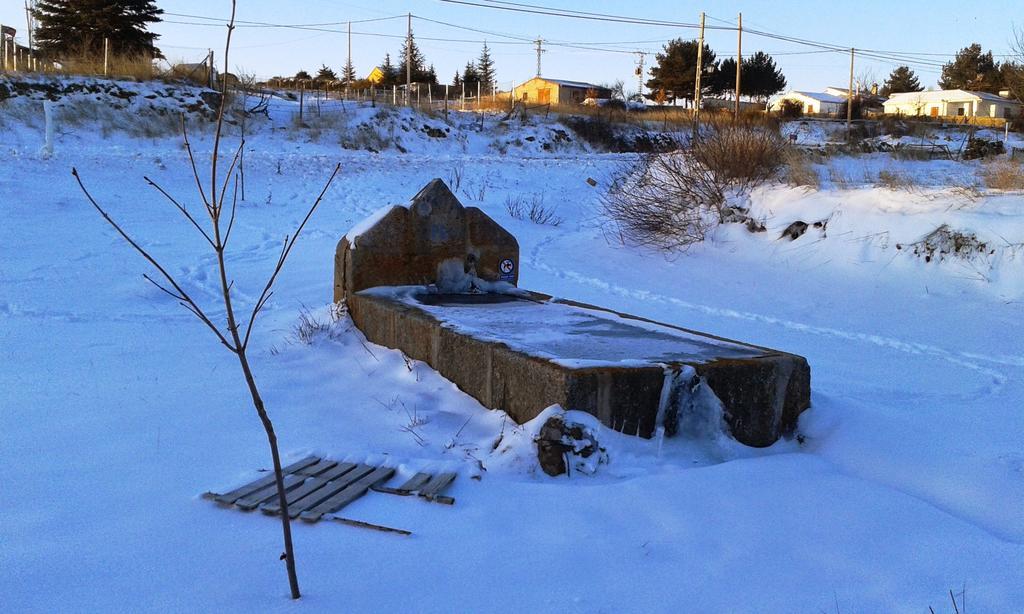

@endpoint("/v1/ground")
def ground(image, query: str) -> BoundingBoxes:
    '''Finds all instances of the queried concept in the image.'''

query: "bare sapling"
[71,0,339,600]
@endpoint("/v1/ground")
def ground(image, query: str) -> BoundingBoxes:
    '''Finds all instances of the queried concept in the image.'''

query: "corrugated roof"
[529,77,608,90]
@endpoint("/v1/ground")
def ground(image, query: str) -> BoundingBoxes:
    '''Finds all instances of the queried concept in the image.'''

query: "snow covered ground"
[2,79,1022,612]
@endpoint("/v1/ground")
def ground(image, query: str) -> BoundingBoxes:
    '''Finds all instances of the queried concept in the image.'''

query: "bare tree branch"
[241,163,341,350]
[223,174,240,248]
[180,116,210,211]
[144,176,215,248]
[215,139,245,217]
[72,168,236,352]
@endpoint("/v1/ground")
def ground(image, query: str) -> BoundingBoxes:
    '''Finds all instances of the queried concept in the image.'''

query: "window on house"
[957,107,965,116]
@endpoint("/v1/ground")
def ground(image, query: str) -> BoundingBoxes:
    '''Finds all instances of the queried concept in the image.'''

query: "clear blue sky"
[3,1,1020,93]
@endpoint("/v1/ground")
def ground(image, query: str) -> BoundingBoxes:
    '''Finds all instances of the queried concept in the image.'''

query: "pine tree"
[476,42,496,94]
[32,0,164,58]
[398,30,430,83]
[742,51,786,101]
[939,44,1002,93]
[644,38,718,105]
[315,64,337,83]
[379,53,398,87]
[426,64,438,85]
[294,70,312,82]
[342,58,356,84]
[463,62,481,92]
[452,70,462,88]
[880,65,922,96]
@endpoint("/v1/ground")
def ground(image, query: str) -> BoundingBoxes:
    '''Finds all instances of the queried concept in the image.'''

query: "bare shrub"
[689,123,785,191]
[828,166,851,189]
[603,154,721,250]
[603,126,784,249]
[981,159,1024,190]
[505,194,562,226]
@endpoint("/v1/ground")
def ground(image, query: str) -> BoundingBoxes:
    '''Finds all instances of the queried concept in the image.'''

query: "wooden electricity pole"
[693,11,705,132]
[405,13,412,105]
[347,21,352,94]
[734,12,742,120]
[847,47,855,138]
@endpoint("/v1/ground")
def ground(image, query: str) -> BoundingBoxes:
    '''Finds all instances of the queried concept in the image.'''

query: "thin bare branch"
[210,7,237,210]
[180,115,210,211]
[223,174,239,248]
[144,176,215,248]
[241,163,341,350]
[72,167,236,353]
[216,139,245,216]
[142,273,185,301]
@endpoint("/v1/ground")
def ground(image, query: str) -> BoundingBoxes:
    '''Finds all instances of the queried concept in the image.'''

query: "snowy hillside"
[1,76,1022,612]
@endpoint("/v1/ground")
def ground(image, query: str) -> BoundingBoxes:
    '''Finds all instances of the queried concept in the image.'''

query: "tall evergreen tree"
[939,44,1002,92]
[398,30,431,83]
[379,53,398,87]
[476,42,496,94]
[742,51,786,100]
[342,58,356,84]
[880,65,923,96]
[32,0,164,58]
[425,64,438,85]
[645,38,718,105]
[452,70,462,88]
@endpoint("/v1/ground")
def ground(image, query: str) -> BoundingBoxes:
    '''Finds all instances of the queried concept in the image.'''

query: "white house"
[882,89,1022,119]
[768,91,846,115]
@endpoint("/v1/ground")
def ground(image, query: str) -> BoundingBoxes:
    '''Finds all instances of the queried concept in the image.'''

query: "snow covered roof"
[790,91,847,104]
[884,89,1021,105]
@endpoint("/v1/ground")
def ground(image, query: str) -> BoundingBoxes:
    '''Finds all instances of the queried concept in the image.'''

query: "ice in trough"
[334,179,811,447]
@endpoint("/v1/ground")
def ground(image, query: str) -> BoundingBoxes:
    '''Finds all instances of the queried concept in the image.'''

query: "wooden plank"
[326,516,412,536]
[208,456,319,505]
[299,466,395,523]
[418,472,457,498]
[259,463,357,516]
[294,459,339,476]
[285,464,377,519]
[371,472,431,496]
[234,473,308,511]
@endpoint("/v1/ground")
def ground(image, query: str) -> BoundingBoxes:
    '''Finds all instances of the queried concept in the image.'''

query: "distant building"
[768,91,846,115]
[882,89,1022,119]
[513,77,611,105]
[825,86,884,113]
[366,67,385,85]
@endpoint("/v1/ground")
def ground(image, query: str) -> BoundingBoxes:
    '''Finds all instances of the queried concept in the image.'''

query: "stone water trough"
[335,180,810,447]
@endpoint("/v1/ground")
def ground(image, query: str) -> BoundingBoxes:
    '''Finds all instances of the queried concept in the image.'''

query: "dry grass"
[980,159,1024,190]
[505,194,563,226]
[782,148,820,189]
[56,53,158,81]
[876,169,919,191]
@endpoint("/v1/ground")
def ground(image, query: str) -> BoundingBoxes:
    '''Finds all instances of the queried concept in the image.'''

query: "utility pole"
[103,37,109,76]
[693,11,705,130]
[847,47,854,138]
[347,21,352,92]
[405,13,412,105]
[734,12,742,121]
[24,0,34,70]
[209,49,215,89]
[635,52,645,101]
[534,37,544,77]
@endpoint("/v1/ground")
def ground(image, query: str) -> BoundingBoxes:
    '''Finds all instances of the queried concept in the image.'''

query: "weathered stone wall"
[334,179,519,302]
